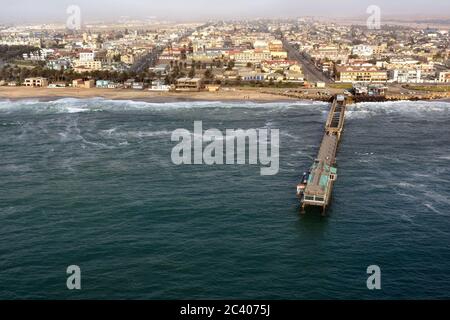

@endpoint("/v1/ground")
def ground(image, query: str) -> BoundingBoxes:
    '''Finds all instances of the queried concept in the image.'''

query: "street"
[282,39,331,84]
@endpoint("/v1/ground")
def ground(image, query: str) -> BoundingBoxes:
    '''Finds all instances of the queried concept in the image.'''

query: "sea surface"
[0,98,449,300]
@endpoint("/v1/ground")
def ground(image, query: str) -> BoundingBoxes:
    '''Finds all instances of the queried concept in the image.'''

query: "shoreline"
[0,87,298,104]
[0,87,449,104]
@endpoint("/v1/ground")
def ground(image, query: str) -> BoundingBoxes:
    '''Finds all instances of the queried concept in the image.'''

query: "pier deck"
[300,95,346,214]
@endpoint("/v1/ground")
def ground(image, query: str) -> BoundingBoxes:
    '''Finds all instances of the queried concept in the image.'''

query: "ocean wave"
[0,97,328,114]
[101,129,173,139]
[346,100,450,120]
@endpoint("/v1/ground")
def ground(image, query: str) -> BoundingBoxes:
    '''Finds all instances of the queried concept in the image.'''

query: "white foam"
[346,100,450,120]
[0,97,328,114]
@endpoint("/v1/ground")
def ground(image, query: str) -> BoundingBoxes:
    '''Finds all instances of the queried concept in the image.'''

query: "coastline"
[0,87,298,103]
[1,87,449,104]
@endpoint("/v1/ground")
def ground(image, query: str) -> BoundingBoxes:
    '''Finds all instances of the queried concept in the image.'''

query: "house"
[72,79,85,88]
[239,71,266,82]
[24,77,48,87]
[150,64,170,75]
[107,83,121,89]
[48,82,67,88]
[124,79,135,89]
[316,82,326,88]
[84,80,96,88]
[149,80,171,92]
[206,84,220,92]
[96,80,110,88]
[285,70,305,82]
[132,82,144,90]
[176,78,203,91]
[79,51,95,62]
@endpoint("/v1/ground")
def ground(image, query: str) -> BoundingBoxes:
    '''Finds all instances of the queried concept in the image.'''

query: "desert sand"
[0,87,298,103]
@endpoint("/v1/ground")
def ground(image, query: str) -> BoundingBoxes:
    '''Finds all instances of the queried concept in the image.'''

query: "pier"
[297,95,347,214]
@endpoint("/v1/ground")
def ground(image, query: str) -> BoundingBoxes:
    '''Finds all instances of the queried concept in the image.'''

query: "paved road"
[130,25,208,74]
[282,39,331,84]
[130,47,163,73]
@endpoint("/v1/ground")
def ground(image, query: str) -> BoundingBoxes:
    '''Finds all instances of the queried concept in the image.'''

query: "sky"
[0,0,449,23]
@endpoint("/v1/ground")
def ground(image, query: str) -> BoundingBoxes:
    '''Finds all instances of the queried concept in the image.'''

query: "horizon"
[1,0,450,24]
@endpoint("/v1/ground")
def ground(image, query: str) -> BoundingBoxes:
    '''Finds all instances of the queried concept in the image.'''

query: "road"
[130,47,164,73]
[130,25,208,74]
[282,39,331,84]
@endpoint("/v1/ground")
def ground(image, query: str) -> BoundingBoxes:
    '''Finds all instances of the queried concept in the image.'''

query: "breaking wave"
[0,98,328,114]
[346,100,450,120]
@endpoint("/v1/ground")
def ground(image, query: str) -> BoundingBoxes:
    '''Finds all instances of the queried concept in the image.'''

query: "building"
[96,80,110,88]
[149,80,171,92]
[24,77,48,87]
[107,83,121,89]
[439,71,450,83]
[389,69,422,83]
[132,82,144,90]
[269,40,283,52]
[176,78,203,91]
[72,79,85,88]
[254,40,269,50]
[84,80,96,88]
[150,64,170,75]
[47,59,70,71]
[235,50,272,65]
[79,51,95,62]
[206,84,220,92]
[270,51,288,59]
[121,54,135,65]
[352,45,374,57]
[353,83,387,96]
[48,82,67,88]
[335,66,388,83]
[74,60,102,72]
[240,71,266,82]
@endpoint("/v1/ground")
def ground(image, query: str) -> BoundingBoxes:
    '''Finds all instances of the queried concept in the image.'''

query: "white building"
[254,40,269,50]
[149,81,171,92]
[79,51,95,62]
[352,45,374,57]
[389,69,422,83]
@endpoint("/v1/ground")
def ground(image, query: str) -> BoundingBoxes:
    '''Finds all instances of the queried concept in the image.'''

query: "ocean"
[0,98,449,299]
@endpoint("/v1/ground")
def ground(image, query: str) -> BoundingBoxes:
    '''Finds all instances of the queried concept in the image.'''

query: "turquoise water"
[0,98,449,299]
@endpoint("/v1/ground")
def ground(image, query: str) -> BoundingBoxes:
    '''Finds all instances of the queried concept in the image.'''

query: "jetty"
[297,95,347,214]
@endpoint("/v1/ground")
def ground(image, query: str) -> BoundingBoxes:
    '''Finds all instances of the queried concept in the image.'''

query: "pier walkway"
[299,95,347,214]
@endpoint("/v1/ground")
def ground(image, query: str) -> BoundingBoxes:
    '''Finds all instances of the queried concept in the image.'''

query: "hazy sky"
[1,0,449,23]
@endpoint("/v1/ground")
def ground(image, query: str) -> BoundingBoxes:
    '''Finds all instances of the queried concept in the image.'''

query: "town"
[1,18,450,101]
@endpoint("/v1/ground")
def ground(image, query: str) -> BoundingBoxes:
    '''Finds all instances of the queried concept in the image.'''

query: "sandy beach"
[0,87,298,103]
